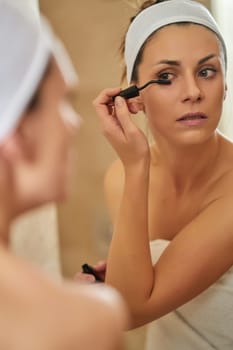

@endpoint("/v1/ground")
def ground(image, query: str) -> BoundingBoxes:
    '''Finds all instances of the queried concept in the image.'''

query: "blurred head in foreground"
[0,0,81,218]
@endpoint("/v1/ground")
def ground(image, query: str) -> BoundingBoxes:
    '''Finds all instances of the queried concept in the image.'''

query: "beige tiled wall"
[11,205,61,281]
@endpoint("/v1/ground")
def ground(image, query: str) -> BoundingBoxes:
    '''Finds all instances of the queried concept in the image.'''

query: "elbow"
[125,301,155,330]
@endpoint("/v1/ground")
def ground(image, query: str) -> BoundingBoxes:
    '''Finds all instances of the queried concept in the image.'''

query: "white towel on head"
[0,0,51,142]
[9,0,39,21]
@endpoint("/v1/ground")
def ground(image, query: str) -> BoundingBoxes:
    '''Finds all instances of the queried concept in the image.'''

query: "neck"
[152,132,220,193]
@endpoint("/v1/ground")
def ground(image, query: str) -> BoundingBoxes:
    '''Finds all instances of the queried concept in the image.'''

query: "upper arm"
[143,194,233,323]
[104,159,125,225]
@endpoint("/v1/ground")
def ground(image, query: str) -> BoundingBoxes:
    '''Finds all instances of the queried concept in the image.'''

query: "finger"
[94,261,107,272]
[93,87,121,118]
[128,100,144,114]
[114,96,135,131]
[74,272,96,284]
[94,89,126,138]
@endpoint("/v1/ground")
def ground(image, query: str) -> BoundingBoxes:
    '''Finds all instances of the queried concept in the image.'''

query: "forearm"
[106,160,154,319]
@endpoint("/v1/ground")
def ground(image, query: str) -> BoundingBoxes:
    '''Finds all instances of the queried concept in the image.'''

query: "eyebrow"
[156,54,218,67]
[198,54,217,65]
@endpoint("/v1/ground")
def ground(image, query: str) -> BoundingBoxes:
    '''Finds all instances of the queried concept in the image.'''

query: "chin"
[43,171,70,202]
[34,186,69,208]
[46,187,69,203]
[176,129,213,146]
[55,191,69,203]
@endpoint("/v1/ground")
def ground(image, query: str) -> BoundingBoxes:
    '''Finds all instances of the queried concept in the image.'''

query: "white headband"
[0,0,51,142]
[41,17,79,89]
[125,0,227,83]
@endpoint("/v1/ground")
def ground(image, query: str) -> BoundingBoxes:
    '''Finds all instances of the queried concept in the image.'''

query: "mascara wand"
[113,79,171,101]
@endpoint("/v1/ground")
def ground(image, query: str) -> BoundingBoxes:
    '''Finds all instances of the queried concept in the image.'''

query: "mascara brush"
[113,79,171,101]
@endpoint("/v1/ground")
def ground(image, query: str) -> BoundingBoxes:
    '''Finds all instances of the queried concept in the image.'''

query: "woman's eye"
[158,72,173,81]
[199,68,217,78]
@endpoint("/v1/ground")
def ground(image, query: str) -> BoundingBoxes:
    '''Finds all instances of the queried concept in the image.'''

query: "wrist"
[124,158,150,178]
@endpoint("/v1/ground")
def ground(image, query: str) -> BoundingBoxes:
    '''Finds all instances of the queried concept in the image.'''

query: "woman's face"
[18,58,81,207]
[137,24,226,147]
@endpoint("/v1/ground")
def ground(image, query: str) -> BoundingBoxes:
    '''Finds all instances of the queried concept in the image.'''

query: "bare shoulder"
[219,131,233,161]
[0,249,126,350]
[215,134,233,191]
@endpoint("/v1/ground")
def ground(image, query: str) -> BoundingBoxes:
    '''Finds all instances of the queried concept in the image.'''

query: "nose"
[182,73,203,103]
[59,101,82,133]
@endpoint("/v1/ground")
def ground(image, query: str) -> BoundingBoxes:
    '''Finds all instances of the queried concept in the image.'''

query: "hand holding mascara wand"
[82,263,104,282]
[82,82,171,281]
[112,79,171,101]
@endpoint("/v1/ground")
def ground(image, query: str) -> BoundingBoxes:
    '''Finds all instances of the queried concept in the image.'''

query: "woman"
[0,1,128,349]
[93,0,233,348]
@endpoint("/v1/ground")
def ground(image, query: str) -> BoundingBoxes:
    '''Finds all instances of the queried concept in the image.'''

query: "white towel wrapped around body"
[146,239,233,350]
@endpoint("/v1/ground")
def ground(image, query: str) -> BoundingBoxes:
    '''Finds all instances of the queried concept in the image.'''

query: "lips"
[177,112,208,121]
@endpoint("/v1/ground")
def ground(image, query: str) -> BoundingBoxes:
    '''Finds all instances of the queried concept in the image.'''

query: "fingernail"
[115,96,123,107]
[86,275,96,283]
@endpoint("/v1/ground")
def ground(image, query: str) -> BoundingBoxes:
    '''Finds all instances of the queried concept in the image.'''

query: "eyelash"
[157,72,174,81]
[156,67,218,83]
[198,67,217,79]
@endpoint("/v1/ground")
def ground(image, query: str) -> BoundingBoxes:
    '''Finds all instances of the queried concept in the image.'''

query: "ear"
[5,112,39,164]
[0,117,37,163]
[0,132,24,163]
